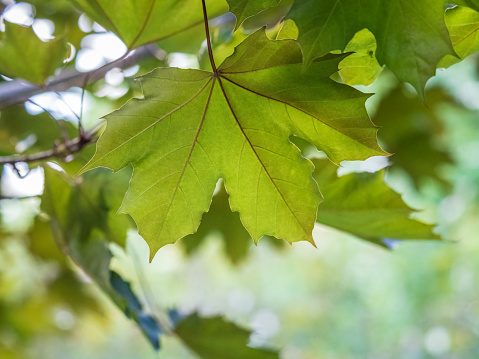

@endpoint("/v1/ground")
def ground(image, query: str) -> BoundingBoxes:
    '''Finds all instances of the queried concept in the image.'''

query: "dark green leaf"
[372,87,454,188]
[288,0,455,97]
[180,182,252,263]
[175,314,278,359]
[313,159,440,247]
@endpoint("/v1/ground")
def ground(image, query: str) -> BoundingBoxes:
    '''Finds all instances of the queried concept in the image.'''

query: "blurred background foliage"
[0,0,479,358]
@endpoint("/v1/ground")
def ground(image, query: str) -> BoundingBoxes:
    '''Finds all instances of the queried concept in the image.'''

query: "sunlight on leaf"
[81,29,386,259]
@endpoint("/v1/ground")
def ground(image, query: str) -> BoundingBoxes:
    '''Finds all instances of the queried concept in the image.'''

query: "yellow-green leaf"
[81,30,386,259]
[69,0,228,49]
[440,6,479,68]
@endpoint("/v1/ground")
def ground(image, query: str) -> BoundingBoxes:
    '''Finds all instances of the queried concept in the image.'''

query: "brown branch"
[0,133,96,165]
[0,45,157,110]
[202,0,217,73]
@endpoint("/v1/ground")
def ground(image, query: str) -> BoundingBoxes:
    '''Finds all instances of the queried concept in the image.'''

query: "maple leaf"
[68,0,228,49]
[0,21,67,84]
[287,0,455,98]
[81,29,386,259]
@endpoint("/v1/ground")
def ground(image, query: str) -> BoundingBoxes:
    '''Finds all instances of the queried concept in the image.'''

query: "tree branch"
[0,133,95,165]
[202,0,217,73]
[0,45,157,110]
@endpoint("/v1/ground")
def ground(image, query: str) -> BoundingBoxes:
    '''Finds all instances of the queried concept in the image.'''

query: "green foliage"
[313,159,439,247]
[180,183,253,263]
[0,106,76,156]
[287,0,455,97]
[339,29,383,86]
[227,0,280,28]
[0,21,67,84]
[440,6,479,67]
[2,0,479,357]
[372,87,454,188]
[68,0,228,49]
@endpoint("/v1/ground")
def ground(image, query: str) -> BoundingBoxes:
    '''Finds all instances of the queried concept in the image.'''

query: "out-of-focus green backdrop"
[1,1,479,357]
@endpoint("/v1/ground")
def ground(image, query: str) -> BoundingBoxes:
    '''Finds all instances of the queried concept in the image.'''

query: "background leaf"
[313,159,440,247]
[0,21,67,84]
[175,314,278,359]
[372,87,454,188]
[287,0,455,97]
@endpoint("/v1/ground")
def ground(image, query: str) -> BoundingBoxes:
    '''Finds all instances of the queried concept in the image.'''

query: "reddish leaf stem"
[202,0,217,73]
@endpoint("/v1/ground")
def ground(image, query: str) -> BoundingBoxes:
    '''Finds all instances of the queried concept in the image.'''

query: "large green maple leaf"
[287,0,455,97]
[81,30,386,258]
[68,0,228,49]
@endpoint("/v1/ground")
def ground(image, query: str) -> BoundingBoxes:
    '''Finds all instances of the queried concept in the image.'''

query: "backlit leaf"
[82,30,386,259]
[339,29,383,87]
[439,6,479,68]
[68,0,228,49]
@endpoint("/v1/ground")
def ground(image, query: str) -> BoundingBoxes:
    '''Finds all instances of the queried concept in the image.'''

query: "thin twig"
[0,46,154,110]
[202,0,217,73]
[0,133,95,165]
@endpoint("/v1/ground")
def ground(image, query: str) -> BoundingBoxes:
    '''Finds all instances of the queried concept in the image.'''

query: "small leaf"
[313,159,440,247]
[276,19,298,40]
[287,0,455,98]
[339,29,383,86]
[227,0,280,29]
[82,30,386,259]
[69,0,229,49]
[439,6,479,68]
[175,313,278,359]
[0,22,67,84]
